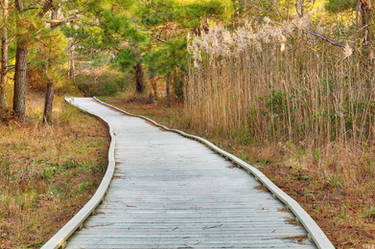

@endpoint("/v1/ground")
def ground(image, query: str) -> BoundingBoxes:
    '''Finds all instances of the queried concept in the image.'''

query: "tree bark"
[42,7,58,124]
[43,81,54,123]
[135,62,145,93]
[15,0,23,10]
[69,39,75,82]
[149,70,157,100]
[39,0,53,17]
[360,0,372,48]
[13,0,28,121]
[13,41,28,121]
[166,73,170,107]
[0,0,8,109]
[358,0,373,69]
[173,70,184,101]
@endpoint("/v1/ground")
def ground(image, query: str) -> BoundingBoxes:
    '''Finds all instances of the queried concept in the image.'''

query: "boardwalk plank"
[65,98,316,249]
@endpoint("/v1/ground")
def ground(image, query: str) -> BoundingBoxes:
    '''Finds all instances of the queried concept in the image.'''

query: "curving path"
[57,98,327,249]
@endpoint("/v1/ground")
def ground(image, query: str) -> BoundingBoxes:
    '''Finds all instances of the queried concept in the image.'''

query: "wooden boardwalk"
[65,98,317,249]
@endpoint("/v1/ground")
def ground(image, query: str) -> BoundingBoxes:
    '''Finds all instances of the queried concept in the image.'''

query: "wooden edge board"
[41,97,117,249]
[92,96,335,249]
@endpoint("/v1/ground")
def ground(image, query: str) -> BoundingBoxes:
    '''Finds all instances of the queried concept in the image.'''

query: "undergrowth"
[0,94,109,248]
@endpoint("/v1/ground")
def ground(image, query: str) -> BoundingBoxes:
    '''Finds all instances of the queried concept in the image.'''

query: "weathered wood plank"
[56,98,327,249]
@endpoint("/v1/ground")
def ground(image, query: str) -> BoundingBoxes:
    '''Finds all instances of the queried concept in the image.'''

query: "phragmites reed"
[185,16,375,146]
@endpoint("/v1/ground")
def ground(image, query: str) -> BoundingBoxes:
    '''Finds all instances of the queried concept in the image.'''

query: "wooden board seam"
[92,96,335,249]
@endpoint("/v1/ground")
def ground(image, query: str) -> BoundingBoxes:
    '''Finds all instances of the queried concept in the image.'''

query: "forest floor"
[105,95,375,249]
[0,93,109,249]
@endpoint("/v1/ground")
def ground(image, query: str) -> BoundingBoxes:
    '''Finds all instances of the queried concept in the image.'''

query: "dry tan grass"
[0,94,109,248]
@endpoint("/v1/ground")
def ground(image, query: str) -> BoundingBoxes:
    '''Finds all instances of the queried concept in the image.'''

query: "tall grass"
[186,16,375,146]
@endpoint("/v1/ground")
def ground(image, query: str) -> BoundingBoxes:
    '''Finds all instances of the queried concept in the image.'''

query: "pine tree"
[0,0,8,109]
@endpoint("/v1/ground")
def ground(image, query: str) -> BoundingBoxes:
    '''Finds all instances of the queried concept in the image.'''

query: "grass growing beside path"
[0,95,109,249]
[106,96,375,249]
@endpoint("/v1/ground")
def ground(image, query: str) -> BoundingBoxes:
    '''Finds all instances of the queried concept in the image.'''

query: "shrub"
[75,69,127,97]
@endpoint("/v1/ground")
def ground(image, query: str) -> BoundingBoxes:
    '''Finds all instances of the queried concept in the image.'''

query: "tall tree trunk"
[43,81,54,123]
[358,0,373,70]
[42,7,58,124]
[360,0,372,50]
[0,0,8,109]
[69,38,75,81]
[166,73,170,107]
[149,70,157,100]
[135,62,145,93]
[15,0,23,10]
[13,41,28,122]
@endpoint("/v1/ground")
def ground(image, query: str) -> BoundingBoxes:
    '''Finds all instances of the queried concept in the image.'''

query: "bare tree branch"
[15,0,40,12]
[45,15,77,27]
[150,35,167,43]
[7,62,30,72]
[22,6,39,11]
[7,64,15,72]
[306,30,345,48]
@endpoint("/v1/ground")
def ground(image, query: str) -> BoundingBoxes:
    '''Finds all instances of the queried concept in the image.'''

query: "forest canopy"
[0,0,373,126]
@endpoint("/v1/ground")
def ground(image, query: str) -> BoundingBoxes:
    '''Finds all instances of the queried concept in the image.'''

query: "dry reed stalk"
[186,16,375,147]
